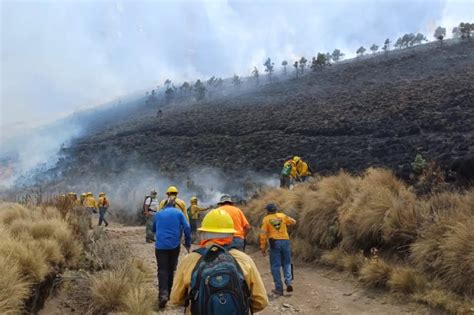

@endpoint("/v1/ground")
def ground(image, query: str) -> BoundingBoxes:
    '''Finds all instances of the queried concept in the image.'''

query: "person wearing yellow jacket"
[188,196,209,242]
[84,192,98,214]
[294,156,314,182]
[259,203,296,296]
[170,209,269,313]
[159,186,188,221]
[67,192,81,207]
[80,193,87,206]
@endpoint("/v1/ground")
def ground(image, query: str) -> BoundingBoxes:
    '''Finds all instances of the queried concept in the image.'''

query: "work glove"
[261,248,267,257]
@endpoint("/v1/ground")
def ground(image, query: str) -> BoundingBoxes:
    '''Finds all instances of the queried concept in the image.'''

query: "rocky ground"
[51,40,474,185]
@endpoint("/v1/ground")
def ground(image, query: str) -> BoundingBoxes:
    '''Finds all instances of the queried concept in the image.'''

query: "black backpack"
[143,196,151,212]
[186,244,251,315]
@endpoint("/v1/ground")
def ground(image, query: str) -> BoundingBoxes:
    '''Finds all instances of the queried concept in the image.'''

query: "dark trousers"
[280,175,290,188]
[155,246,180,298]
[98,207,108,226]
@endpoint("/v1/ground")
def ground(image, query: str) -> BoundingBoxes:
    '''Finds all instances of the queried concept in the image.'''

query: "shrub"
[359,258,393,289]
[341,251,365,274]
[122,287,155,315]
[0,235,49,282]
[340,168,421,251]
[298,171,359,249]
[291,237,320,262]
[387,266,427,294]
[411,190,474,295]
[320,248,346,270]
[0,202,29,225]
[90,259,154,314]
[0,256,31,314]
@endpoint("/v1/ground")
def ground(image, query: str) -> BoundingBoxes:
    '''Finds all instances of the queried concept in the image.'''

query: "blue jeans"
[231,237,245,251]
[269,239,292,291]
[98,207,108,226]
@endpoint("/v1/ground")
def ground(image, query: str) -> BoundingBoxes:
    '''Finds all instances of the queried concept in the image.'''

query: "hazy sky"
[1,0,472,136]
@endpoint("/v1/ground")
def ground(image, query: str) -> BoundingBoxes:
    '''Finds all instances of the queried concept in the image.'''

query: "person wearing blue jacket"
[152,197,191,309]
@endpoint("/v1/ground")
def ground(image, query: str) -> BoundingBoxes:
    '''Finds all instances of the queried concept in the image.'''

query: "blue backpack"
[186,244,251,315]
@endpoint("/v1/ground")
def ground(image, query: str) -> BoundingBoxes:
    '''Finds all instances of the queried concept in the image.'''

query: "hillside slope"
[58,40,474,182]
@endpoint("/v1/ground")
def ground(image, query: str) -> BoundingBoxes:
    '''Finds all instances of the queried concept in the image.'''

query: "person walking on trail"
[97,192,110,227]
[84,192,98,214]
[294,156,314,182]
[280,157,297,188]
[80,193,86,206]
[218,194,250,251]
[67,192,80,206]
[144,190,159,243]
[188,196,209,243]
[153,197,191,309]
[259,203,297,296]
[170,208,269,314]
[159,186,189,221]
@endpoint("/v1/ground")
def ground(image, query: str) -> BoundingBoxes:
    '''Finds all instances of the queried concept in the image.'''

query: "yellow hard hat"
[190,196,198,202]
[99,192,105,196]
[166,186,179,194]
[87,192,93,196]
[68,192,76,196]
[81,193,86,197]
[198,208,236,234]
[293,156,301,163]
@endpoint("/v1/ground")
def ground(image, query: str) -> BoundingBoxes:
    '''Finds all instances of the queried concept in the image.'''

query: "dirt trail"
[105,224,430,315]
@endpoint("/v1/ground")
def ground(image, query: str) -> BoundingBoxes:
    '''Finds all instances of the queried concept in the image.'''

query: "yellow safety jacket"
[84,196,98,208]
[159,198,189,221]
[170,243,269,313]
[297,161,311,177]
[190,204,207,220]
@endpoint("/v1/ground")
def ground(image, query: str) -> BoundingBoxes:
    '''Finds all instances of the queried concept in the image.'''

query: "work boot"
[158,295,168,309]
[287,285,293,292]
[271,288,284,296]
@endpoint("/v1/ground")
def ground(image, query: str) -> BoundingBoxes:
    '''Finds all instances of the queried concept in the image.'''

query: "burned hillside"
[55,40,474,182]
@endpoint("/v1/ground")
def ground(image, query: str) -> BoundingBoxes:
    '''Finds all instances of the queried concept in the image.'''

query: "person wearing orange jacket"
[97,192,110,227]
[259,203,296,296]
[218,194,250,251]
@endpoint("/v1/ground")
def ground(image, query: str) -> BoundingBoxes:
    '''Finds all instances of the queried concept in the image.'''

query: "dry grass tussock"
[0,255,31,314]
[319,248,365,274]
[387,266,427,294]
[91,259,155,314]
[83,226,131,270]
[340,168,422,251]
[411,207,474,295]
[0,202,83,313]
[298,171,359,249]
[359,258,394,289]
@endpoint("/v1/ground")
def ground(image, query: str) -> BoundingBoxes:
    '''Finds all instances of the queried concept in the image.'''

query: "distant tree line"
[145,21,472,104]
